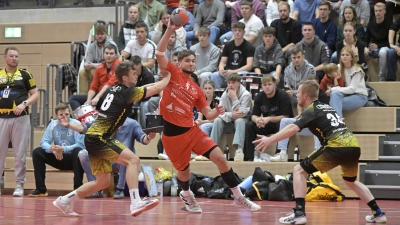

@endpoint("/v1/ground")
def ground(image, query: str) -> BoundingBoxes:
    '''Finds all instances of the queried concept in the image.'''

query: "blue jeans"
[367,47,389,78]
[329,91,368,118]
[186,26,221,48]
[219,31,232,44]
[330,51,338,64]
[199,122,213,136]
[210,117,248,150]
[134,100,150,128]
[386,46,400,81]
[210,71,248,89]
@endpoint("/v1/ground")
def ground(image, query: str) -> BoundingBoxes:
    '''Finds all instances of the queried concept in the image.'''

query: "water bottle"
[171,174,178,197]
[157,178,164,198]
[294,145,299,162]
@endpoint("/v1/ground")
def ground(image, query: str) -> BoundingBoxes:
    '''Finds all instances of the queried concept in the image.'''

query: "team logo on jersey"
[166,103,173,112]
[190,85,197,95]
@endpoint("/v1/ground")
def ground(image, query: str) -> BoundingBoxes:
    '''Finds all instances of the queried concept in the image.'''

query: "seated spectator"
[151,9,187,47]
[311,1,337,54]
[137,0,165,38]
[292,0,322,25]
[253,27,285,83]
[386,0,400,21]
[196,80,218,136]
[231,0,265,25]
[319,63,345,95]
[339,0,370,27]
[386,15,400,81]
[284,46,316,111]
[219,1,264,47]
[28,103,84,197]
[77,118,156,199]
[164,31,184,61]
[186,0,225,48]
[179,0,195,32]
[79,24,119,94]
[166,0,194,12]
[210,22,255,89]
[363,3,391,81]
[119,22,157,71]
[70,44,120,111]
[210,73,252,162]
[330,47,368,118]
[295,22,330,81]
[244,75,292,162]
[332,6,365,63]
[117,5,148,53]
[266,0,294,26]
[190,27,220,87]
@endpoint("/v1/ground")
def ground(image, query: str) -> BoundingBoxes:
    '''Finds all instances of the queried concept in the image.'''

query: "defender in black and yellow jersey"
[253,80,387,224]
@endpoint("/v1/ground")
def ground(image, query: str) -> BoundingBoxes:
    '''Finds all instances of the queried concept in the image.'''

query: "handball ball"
[171,8,189,27]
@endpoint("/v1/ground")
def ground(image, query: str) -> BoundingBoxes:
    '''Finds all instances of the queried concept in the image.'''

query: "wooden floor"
[0,195,398,224]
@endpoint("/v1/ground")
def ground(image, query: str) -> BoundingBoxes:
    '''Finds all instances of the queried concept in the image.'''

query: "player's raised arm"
[156,19,183,70]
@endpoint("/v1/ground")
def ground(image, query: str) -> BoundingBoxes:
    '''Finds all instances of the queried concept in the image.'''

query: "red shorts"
[162,124,217,171]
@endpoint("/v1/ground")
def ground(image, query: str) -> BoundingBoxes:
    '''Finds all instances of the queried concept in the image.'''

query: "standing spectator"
[386,15,400,81]
[312,1,337,53]
[137,0,165,38]
[339,0,370,27]
[292,0,322,25]
[117,5,148,53]
[210,22,255,89]
[363,2,391,81]
[266,0,294,26]
[151,9,187,47]
[29,104,85,197]
[190,27,221,87]
[0,46,39,196]
[231,0,265,25]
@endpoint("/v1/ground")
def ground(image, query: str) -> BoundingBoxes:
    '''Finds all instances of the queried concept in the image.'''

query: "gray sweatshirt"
[85,36,119,69]
[218,85,252,123]
[166,42,184,61]
[253,40,285,73]
[193,0,225,32]
[295,35,330,68]
[190,42,220,74]
[284,59,315,93]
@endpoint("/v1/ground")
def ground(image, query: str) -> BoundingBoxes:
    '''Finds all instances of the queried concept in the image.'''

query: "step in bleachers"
[367,82,400,107]
[343,107,400,132]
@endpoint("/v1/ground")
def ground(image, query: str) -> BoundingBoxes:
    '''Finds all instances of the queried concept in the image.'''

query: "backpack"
[306,172,345,202]
[364,84,388,107]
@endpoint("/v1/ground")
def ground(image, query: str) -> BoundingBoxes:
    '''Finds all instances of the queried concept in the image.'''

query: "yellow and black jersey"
[86,84,146,138]
[294,100,359,148]
[0,67,36,118]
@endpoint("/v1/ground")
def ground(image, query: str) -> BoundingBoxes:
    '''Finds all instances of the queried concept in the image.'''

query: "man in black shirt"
[253,80,387,224]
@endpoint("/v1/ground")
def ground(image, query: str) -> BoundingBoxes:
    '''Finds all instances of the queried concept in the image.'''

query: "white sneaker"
[13,184,24,197]
[53,196,79,217]
[233,196,261,211]
[130,198,159,217]
[191,153,197,159]
[234,150,244,162]
[179,191,202,213]
[270,152,288,162]
[365,212,387,223]
[279,211,307,224]
[259,152,271,162]
[194,155,209,161]
[158,153,169,160]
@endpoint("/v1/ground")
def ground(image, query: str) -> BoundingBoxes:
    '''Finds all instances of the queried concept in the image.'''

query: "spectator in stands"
[219,1,264,47]
[195,80,218,136]
[151,9,187,47]
[319,63,345,95]
[0,46,39,197]
[244,75,292,162]
[117,5,148,53]
[164,31,185,61]
[363,2,391,81]
[137,0,165,38]
[270,2,302,60]
[339,0,370,27]
[332,6,365,63]
[179,0,195,32]
[330,47,368,118]
[295,22,330,81]
[70,44,120,111]
[292,0,322,25]
[385,0,400,21]
[79,24,119,94]
[284,46,316,110]
[253,27,285,83]
[312,1,337,54]
[166,0,195,12]
[386,15,400,81]
[190,27,220,87]
[266,0,294,26]
[28,103,84,197]
[120,22,157,71]
[76,118,156,199]
[210,22,255,89]
[231,0,265,25]
[210,73,252,162]
[186,0,225,48]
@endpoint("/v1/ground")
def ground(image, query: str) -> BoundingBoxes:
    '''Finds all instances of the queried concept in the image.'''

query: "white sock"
[182,190,192,197]
[230,186,244,199]
[280,149,287,155]
[129,189,140,204]
[61,190,79,203]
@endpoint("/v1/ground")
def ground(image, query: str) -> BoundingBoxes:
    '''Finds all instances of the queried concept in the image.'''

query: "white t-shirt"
[239,14,264,48]
[123,39,157,67]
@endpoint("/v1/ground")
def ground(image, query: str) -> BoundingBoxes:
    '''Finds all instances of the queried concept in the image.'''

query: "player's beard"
[182,68,194,74]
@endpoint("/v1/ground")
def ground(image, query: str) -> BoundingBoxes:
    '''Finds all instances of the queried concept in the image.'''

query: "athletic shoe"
[113,188,124,199]
[28,189,48,197]
[270,152,288,162]
[191,153,197,159]
[194,155,209,161]
[130,198,159,217]
[179,191,202,213]
[53,196,79,217]
[366,212,387,223]
[259,152,271,162]
[158,153,169,160]
[234,151,244,162]
[13,184,24,197]
[279,210,307,224]
[84,190,103,198]
[233,196,261,212]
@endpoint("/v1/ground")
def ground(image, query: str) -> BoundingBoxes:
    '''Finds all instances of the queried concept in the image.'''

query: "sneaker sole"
[13,194,24,197]
[52,200,79,217]
[28,193,48,197]
[131,199,159,217]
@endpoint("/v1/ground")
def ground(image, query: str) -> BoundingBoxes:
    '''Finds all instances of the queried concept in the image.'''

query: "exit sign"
[5,27,22,38]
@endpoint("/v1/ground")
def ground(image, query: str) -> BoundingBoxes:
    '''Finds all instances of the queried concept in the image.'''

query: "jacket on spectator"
[166,42,185,61]
[253,40,285,74]
[89,59,120,93]
[218,85,252,123]
[194,0,225,32]
[336,23,365,43]
[85,36,119,69]
[312,18,337,51]
[151,25,186,47]
[319,74,345,92]
[117,18,148,52]
[284,59,315,94]
[232,0,265,25]
[295,35,330,68]
[331,65,368,96]
[137,0,165,31]
[165,0,195,12]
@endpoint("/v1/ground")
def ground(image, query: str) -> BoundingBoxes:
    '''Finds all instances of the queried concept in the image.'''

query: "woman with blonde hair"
[329,47,368,118]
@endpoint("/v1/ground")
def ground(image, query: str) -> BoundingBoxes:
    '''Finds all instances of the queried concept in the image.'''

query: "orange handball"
[171,8,189,27]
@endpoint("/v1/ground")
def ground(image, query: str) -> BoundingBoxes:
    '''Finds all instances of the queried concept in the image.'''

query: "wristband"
[156,50,165,55]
